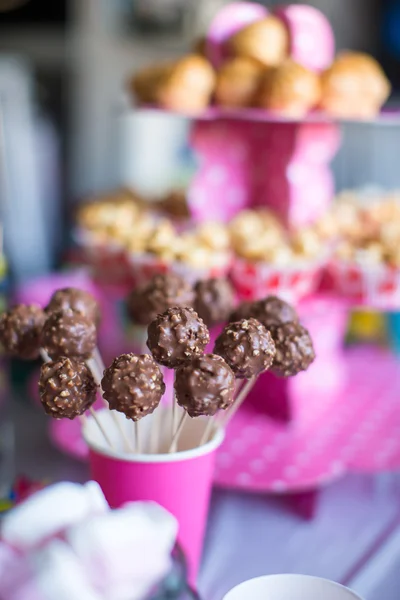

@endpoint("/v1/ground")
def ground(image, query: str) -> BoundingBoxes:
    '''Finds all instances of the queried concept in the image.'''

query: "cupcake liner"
[126,252,232,287]
[230,257,324,303]
[75,229,232,288]
[328,259,400,309]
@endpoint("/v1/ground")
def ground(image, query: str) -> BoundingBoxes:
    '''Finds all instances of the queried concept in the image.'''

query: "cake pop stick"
[168,412,187,452]
[101,353,165,454]
[87,356,132,452]
[40,348,51,363]
[134,421,141,453]
[218,376,257,430]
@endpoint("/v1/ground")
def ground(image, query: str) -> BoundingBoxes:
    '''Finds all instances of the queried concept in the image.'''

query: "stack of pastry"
[76,190,231,273]
[229,209,326,265]
[331,190,400,268]
[129,2,391,119]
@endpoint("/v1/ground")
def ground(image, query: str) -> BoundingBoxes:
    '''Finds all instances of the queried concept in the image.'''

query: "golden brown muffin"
[227,16,288,68]
[320,52,391,119]
[156,54,216,115]
[130,63,174,104]
[214,57,265,108]
[257,60,321,117]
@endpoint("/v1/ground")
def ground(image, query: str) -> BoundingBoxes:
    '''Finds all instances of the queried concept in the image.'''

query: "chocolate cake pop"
[0,304,46,360]
[101,353,165,421]
[269,321,315,377]
[214,318,275,379]
[46,288,100,326]
[41,308,96,360]
[39,357,97,419]
[175,354,235,418]
[253,296,298,328]
[147,307,210,368]
[127,273,195,326]
[229,296,298,328]
[194,278,235,327]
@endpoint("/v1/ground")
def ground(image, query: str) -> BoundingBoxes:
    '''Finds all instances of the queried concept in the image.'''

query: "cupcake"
[320,52,391,119]
[256,60,321,117]
[156,54,216,115]
[226,16,289,68]
[214,57,265,108]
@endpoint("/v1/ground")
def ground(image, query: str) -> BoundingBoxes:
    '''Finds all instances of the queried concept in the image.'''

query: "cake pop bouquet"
[128,2,390,119]
[0,281,314,454]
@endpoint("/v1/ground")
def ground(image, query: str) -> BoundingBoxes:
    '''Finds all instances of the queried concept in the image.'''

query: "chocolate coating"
[253,296,298,328]
[41,309,97,360]
[229,296,298,328]
[147,306,210,368]
[270,321,315,377]
[194,278,235,327]
[127,273,195,326]
[101,353,165,421]
[0,304,46,360]
[46,288,100,326]
[214,318,276,379]
[175,354,235,418]
[39,357,97,419]
[229,301,254,323]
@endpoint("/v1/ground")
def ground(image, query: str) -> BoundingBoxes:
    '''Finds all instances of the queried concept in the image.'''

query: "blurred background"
[0,0,399,281]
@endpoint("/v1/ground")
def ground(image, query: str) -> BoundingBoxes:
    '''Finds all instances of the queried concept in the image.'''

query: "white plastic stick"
[220,376,257,429]
[40,348,51,363]
[89,407,114,449]
[135,421,141,453]
[86,356,132,453]
[199,418,215,446]
[168,412,187,453]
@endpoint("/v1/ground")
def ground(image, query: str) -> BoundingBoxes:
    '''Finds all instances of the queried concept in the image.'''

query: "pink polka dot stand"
[214,346,400,493]
[188,118,340,228]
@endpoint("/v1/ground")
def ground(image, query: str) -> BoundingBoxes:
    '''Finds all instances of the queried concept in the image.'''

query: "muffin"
[257,60,321,117]
[320,52,391,119]
[156,54,216,115]
[227,16,289,68]
[215,57,265,108]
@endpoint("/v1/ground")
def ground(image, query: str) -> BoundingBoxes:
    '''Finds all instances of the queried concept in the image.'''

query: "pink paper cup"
[82,409,224,585]
[223,574,363,600]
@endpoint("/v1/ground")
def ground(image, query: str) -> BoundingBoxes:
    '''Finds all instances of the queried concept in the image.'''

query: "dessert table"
[10,395,400,600]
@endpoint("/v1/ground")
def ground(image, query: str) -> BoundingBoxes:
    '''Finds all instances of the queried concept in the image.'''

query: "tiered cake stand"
[184,107,400,518]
